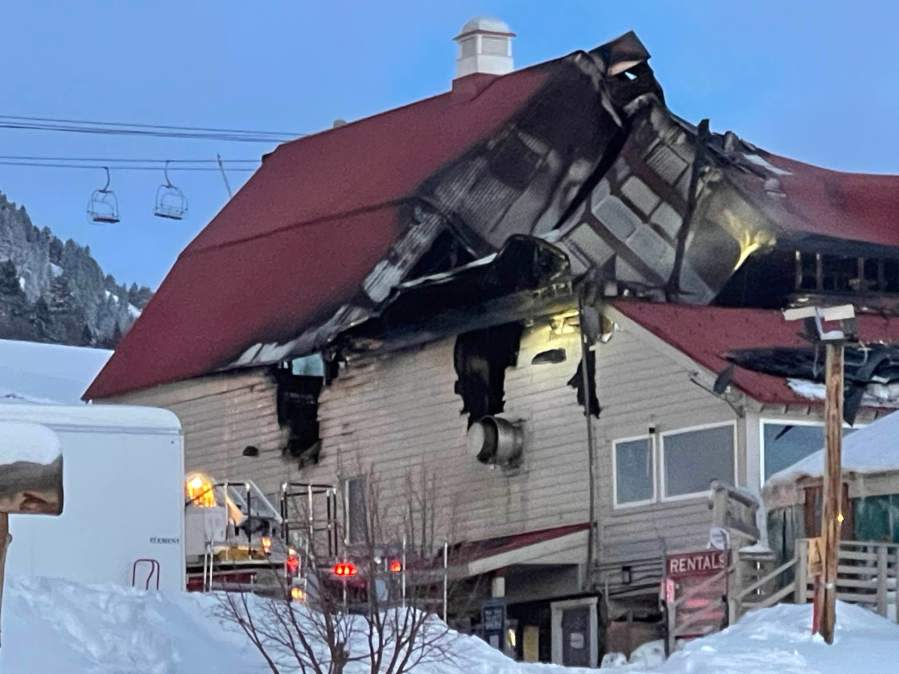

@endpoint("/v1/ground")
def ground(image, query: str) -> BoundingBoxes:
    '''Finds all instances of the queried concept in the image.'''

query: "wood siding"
[105,370,295,499]
[102,314,745,582]
[593,318,739,580]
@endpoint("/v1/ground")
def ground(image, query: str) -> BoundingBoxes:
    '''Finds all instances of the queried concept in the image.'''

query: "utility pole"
[819,340,844,643]
[783,304,855,644]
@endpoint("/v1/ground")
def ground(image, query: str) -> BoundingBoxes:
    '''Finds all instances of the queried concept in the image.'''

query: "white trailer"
[0,404,184,592]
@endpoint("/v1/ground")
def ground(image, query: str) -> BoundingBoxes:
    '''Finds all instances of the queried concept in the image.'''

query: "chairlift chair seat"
[86,168,120,224]
[154,163,188,220]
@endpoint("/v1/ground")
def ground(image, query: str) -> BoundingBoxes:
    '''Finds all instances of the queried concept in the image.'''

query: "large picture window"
[614,436,654,506]
[662,424,735,499]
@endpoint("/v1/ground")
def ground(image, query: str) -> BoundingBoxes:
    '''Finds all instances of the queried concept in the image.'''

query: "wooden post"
[818,343,844,644]
[877,545,888,617]
[895,549,899,623]
[0,513,8,647]
[796,540,808,604]
[729,552,743,624]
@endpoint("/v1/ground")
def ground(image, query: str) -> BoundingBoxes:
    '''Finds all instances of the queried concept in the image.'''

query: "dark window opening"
[273,364,323,465]
[453,322,523,427]
[714,248,794,308]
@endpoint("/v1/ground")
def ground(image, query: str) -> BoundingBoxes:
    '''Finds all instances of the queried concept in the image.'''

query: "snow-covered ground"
[0,339,111,404]
[4,577,899,673]
[1,577,595,674]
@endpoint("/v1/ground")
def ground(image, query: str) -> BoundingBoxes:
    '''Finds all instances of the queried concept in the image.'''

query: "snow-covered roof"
[766,411,899,489]
[0,339,111,404]
[0,422,61,465]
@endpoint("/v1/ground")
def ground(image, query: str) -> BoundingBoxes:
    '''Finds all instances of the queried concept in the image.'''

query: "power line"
[0,114,302,137]
[0,155,258,164]
[0,160,255,172]
[0,114,306,143]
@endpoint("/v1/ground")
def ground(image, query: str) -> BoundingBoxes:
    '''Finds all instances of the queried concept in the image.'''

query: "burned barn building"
[86,20,899,666]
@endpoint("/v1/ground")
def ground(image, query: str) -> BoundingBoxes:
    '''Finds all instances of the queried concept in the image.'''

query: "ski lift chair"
[154,161,188,220]
[86,167,120,224]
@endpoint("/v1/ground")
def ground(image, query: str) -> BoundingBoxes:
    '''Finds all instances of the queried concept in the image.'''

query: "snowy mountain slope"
[0,192,152,347]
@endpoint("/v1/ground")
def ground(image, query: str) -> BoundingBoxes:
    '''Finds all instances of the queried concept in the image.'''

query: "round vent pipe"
[467,416,523,467]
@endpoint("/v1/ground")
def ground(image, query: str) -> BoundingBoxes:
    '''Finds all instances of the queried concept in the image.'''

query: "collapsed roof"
[612,301,899,410]
[85,32,899,400]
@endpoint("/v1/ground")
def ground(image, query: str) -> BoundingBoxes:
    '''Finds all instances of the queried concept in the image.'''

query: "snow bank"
[1,578,594,674]
[0,421,60,465]
[8,578,898,674]
[616,601,899,673]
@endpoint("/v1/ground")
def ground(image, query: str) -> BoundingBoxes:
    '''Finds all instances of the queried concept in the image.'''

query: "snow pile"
[616,601,899,673]
[0,421,60,464]
[1,577,594,674]
[0,339,111,404]
[6,577,899,674]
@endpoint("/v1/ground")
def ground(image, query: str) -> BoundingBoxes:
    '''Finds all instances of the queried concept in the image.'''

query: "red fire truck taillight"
[332,561,357,577]
[285,548,300,578]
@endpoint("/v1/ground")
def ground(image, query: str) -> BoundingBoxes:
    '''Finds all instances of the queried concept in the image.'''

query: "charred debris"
[266,31,899,453]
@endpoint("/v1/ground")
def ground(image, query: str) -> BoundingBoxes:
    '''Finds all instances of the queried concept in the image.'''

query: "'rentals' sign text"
[666,550,728,579]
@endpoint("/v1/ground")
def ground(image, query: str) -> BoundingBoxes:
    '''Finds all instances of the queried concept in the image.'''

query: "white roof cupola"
[453,17,515,79]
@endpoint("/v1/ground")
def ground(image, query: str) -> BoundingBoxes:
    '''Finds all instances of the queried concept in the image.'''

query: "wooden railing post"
[665,596,676,656]
[729,552,743,624]
[877,545,888,617]
[895,548,899,624]
[795,540,808,605]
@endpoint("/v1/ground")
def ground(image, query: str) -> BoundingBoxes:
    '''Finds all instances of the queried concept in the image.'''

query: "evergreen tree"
[29,297,53,341]
[0,259,31,338]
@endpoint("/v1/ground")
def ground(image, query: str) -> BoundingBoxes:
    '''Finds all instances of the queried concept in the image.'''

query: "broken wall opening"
[453,322,524,426]
[272,358,325,466]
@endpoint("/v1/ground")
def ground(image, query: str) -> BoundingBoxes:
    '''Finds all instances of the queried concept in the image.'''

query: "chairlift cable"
[0,114,303,138]
[0,155,258,164]
[0,115,304,143]
[0,161,255,172]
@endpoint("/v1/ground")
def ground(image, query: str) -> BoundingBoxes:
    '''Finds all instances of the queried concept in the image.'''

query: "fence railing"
[729,539,899,621]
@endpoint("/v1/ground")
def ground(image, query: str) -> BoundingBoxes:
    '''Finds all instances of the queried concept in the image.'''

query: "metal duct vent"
[467,416,523,467]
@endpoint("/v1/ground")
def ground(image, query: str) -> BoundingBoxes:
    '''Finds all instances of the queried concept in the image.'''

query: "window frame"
[612,434,657,509]
[660,421,738,502]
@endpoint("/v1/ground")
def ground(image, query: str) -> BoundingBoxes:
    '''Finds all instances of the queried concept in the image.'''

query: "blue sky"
[1,1,896,288]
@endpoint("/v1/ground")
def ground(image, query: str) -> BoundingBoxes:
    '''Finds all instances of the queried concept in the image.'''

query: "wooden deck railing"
[730,539,899,621]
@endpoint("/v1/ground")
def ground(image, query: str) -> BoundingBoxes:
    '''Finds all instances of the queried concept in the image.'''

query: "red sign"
[666,550,727,580]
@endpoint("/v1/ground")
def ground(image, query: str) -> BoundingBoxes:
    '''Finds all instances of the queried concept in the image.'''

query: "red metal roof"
[761,152,899,248]
[85,67,552,400]
[613,300,899,405]
[85,35,899,401]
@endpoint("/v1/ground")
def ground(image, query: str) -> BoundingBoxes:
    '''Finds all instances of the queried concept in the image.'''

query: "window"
[344,477,367,545]
[760,421,857,483]
[662,424,735,499]
[614,436,654,506]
